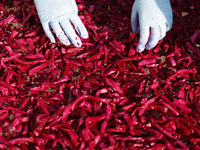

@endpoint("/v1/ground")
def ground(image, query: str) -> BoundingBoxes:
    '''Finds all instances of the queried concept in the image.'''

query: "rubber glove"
[131,0,173,52]
[34,0,88,47]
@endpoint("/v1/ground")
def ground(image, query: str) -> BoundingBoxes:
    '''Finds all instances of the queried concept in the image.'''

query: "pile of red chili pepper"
[0,0,200,149]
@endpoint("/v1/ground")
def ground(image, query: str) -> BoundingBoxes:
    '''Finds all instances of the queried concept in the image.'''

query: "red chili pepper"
[184,112,200,135]
[166,141,176,150]
[10,30,19,41]
[149,144,166,150]
[89,135,101,149]
[165,68,196,83]
[138,59,157,66]
[81,128,95,143]
[48,105,64,123]
[0,2,7,13]
[173,98,192,113]
[86,46,104,61]
[33,117,49,136]
[27,38,35,51]
[42,133,55,140]
[191,138,200,143]
[71,95,109,111]
[106,124,127,133]
[86,114,105,128]
[186,41,200,57]
[8,137,34,145]
[161,101,179,116]
[0,13,15,26]
[101,104,112,133]
[36,97,50,115]
[176,140,187,149]
[105,78,124,96]
[0,143,7,149]
[22,8,34,24]
[138,96,158,116]
[123,114,135,135]
[61,128,80,147]
[150,118,177,140]
[21,124,29,135]
[3,106,26,114]
[149,79,159,89]
[28,59,53,76]
[61,104,72,123]
[0,112,9,120]
[122,102,136,111]
[191,30,200,44]
[176,119,191,136]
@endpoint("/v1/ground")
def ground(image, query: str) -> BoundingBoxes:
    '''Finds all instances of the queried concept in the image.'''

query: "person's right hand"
[131,0,173,52]
[34,0,88,47]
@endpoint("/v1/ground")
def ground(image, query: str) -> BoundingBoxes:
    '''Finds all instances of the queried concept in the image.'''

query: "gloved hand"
[131,0,173,52]
[34,0,88,47]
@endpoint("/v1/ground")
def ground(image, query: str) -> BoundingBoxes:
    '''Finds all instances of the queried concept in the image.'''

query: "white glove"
[131,0,173,52]
[34,0,88,47]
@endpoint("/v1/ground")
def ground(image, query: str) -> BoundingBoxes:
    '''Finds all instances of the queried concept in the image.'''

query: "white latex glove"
[131,0,173,52]
[34,0,88,47]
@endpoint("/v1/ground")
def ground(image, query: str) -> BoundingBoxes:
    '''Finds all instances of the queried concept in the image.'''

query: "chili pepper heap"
[0,0,200,149]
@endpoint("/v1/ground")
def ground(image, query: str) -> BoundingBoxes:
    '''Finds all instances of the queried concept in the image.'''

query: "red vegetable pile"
[0,0,200,149]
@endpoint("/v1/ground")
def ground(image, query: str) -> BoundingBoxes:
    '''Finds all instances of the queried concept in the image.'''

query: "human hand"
[131,0,173,52]
[34,0,88,47]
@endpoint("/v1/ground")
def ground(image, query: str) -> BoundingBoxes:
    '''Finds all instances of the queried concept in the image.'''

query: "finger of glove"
[70,13,88,39]
[50,22,70,45]
[146,26,160,50]
[165,1,173,31]
[137,24,149,52]
[166,16,173,31]
[131,7,139,33]
[42,22,56,43]
[70,0,78,13]
[60,18,82,47]
[159,21,167,40]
